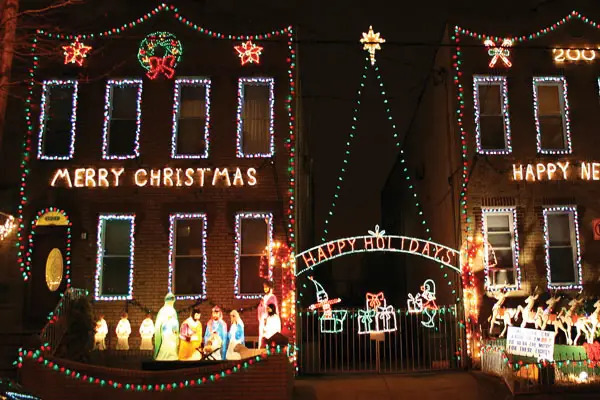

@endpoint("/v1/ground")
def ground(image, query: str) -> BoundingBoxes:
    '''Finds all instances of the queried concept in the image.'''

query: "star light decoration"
[62,40,92,66]
[234,40,264,65]
[360,26,385,65]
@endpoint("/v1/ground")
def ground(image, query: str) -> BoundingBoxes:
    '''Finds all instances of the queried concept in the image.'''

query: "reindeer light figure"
[488,291,519,337]
[555,297,584,345]
[534,295,561,331]
[515,293,539,328]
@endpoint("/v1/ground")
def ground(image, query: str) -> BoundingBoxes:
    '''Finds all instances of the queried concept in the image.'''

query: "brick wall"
[18,17,298,346]
[20,353,293,400]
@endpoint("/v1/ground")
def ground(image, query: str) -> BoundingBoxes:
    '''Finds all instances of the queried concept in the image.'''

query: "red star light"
[234,40,263,65]
[62,40,92,66]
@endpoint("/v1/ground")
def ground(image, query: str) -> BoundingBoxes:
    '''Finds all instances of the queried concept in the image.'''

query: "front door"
[25,226,68,329]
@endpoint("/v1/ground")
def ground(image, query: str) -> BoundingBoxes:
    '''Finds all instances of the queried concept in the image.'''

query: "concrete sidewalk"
[293,371,512,400]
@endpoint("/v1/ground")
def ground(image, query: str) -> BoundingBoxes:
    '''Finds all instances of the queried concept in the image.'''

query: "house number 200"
[553,48,597,62]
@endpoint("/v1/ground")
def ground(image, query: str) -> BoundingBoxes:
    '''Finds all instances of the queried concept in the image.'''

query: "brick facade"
[17,11,302,349]
[383,15,600,327]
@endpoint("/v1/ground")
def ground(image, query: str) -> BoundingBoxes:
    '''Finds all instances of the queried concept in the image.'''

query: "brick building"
[382,12,600,331]
[12,5,308,352]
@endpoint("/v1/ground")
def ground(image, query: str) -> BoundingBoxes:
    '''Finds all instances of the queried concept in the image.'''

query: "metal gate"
[297,306,464,374]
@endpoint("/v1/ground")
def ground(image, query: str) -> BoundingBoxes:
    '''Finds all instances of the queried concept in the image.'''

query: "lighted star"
[62,40,92,66]
[234,40,264,65]
[360,26,385,65]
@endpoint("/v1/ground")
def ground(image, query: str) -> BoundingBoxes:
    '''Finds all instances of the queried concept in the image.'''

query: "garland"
[16,345,286,392]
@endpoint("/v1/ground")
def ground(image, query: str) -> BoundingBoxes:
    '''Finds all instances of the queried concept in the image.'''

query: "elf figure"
[139,314,155,351]
[116,312,131,350]
[257,280,278,348]
[204,306,228,360]
[94,315,108,351]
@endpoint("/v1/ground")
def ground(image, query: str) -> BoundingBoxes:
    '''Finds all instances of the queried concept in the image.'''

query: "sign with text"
[507,326,554,361]
[512,161,600,182]
[36,211,69,226]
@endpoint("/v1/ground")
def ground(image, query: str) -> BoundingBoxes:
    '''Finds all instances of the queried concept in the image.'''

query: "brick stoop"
[19,353,293,400]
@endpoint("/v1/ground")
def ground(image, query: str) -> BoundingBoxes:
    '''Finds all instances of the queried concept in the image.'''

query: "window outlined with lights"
[37,80,79,160]
[94,214,135,301]
[473,75,512,154]
[481,207,520,291]
[167,213,207,300]
[236,77,275,158]
[543,206,582,290]
[171,78,211,159]
[533,76,572,155]
[102,79,143,160]
[234,212,273,299]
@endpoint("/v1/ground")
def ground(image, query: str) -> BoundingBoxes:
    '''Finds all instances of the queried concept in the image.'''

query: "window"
[533,77,571,154]
[37,80,79,160]
[234,212,273,298]
[482,208,520,290]
[473,76,511,154]
[102,79,142,160]
[543,206,581,289]
[94,214,135,300]
[171,78,211,159]
[236,77,274,158]
[168,213,207,299]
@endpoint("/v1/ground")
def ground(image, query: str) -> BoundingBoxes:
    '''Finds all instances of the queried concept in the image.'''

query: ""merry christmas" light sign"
[50,167,258,188]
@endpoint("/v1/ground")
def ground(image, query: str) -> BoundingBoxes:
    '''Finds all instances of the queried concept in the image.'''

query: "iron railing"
[39,288,88,355]
[297,306,463,374]
[481,339,600,394]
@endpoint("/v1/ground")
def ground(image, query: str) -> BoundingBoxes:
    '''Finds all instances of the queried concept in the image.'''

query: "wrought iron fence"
[481,339,600,394]
[297,306,463,374]
[40,288,88,355]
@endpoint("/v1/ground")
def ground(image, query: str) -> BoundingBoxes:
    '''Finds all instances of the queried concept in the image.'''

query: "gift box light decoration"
[407,279,439,328]
[358,292,397,334]
[137,31,182,79]
[307,276,347,334]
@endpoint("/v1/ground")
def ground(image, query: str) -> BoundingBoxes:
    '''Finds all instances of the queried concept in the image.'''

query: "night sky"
[11,0,600,305]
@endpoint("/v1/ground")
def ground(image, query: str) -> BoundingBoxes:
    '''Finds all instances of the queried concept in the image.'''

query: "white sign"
[507,326,555,361]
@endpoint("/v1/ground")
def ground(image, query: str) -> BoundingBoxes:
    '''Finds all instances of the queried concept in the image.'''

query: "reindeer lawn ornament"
[515,293,539,329]
[585,300,600,343]
[555,297,585,345]
[488,291,519,337]
[534,295,561,331]
[571,299,600,345]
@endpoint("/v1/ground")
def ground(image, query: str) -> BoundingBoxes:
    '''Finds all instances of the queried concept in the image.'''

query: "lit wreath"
[137,31,183,79]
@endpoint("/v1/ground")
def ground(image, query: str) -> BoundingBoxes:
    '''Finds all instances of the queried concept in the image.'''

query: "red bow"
[147,55,176,80]
[366,292,384,309]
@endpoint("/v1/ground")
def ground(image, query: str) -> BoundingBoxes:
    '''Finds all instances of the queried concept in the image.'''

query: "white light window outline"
[533,76,572,155]
[170,78,212,159]
[543,206,582,290]
[481,207,520,291]
[236,77,275,158]
[473,75,512,155]
[94,214,135,301]
[102,79,143,160]
[234,211,273,299]
[167,213,208,300]
[37,80,79,160]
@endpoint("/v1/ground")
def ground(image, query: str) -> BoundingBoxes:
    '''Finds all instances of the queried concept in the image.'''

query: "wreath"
[137,31,182,79]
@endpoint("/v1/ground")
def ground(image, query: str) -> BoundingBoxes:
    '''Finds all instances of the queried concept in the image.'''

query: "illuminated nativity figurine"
[93,315,108,351]
[358,292,397,334]
[204,331,223,360]
[178,308,203,361]
[226,310,245,360]
[407,279,439,329]
[139,314,155,351]
[308,276,347,334]
[257,280,278,348]
[154,293,179,361]
[115,312,131,350]
[204,306,228,360]
[263,304,282,346]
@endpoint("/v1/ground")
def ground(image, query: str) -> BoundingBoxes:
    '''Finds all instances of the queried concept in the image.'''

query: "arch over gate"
[295,226,461,277]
